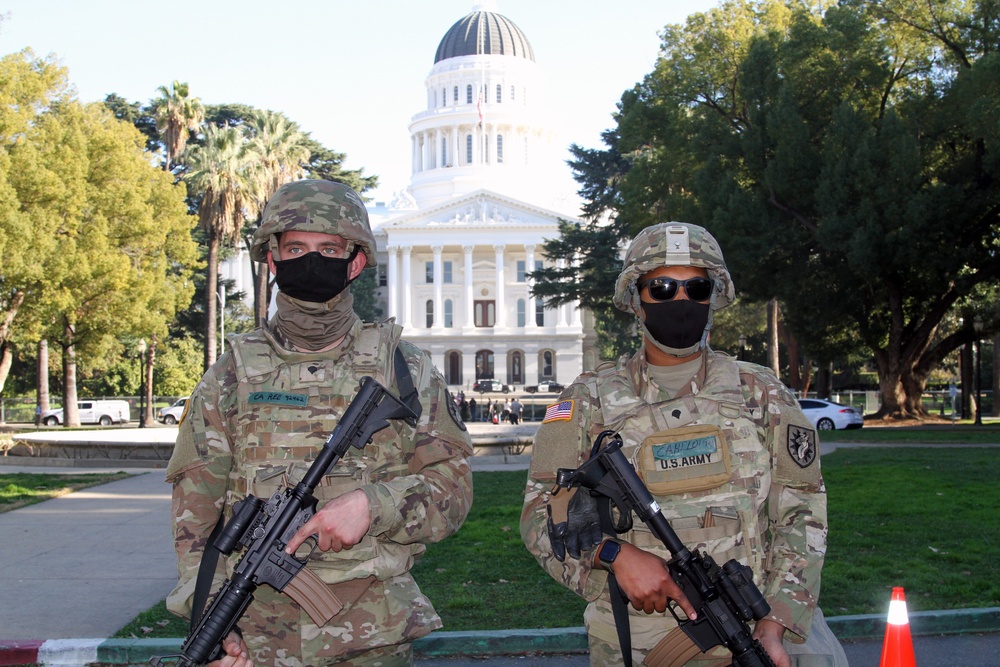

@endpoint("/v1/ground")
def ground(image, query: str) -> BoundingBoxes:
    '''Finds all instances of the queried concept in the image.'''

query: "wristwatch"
[597,539,622,573]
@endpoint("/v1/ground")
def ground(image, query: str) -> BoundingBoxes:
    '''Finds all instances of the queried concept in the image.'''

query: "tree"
[152,81,205,172]
[184,124,258,370]
[244,110,311,325]
[562,0,999,418]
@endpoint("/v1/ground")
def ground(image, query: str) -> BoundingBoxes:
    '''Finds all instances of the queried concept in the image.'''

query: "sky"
[0,0,719,204]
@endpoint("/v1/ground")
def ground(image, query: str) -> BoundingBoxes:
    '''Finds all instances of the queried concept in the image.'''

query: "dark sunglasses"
[638,276,714,302]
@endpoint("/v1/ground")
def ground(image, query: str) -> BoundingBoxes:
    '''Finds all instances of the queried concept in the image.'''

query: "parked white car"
[158,397,189,425]
[41,400,131,426]
[798,398,864,431]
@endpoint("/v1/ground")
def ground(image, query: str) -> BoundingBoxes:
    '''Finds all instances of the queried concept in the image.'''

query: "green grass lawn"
[0,471,131,513]
[824,424,1000,444]
[116,445,1000,637]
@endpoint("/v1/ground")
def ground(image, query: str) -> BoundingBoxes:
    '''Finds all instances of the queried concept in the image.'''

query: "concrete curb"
[4,608,999,666]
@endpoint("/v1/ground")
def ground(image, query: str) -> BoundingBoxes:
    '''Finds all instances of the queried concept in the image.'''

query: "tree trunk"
[0,289,25,392]
[37,340,50,421]
[63,322,79,428]
[205,232,219,371]
[254,264,270,327]
[145,335,156,426]
[767,299,780,377]
[0,343,12,395]
[992,332,999,417]
[960,343,973,420]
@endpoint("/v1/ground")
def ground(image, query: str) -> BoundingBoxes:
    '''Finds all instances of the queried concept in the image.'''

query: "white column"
[494,244,506,328]
[386,245,399,321]
[463,245,475,328]
[411,137,418,174]
[571,252,583,327]
[557,259,569,327]
[525,244,537,331]
[401,246,412,329]
[432,245,444,330]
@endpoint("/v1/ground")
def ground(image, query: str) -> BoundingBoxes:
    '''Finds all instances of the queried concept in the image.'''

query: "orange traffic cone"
[879,586,916,667]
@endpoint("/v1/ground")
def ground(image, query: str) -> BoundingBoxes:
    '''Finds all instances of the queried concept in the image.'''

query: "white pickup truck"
[41,400,131,426]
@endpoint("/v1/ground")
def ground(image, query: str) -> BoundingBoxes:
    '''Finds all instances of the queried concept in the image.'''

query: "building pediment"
[381,189,579,235]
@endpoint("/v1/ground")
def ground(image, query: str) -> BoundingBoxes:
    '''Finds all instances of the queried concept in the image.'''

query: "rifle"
[555,431,776,667]
[151,376,418,667]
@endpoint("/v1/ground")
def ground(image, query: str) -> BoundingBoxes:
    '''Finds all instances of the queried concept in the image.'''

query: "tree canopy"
[552,0,998,419]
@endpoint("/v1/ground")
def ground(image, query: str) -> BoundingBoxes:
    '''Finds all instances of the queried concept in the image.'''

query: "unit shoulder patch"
[787,425,817,468]
[445,391,467,431]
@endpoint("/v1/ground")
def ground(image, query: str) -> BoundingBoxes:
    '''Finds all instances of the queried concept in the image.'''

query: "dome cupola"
[434,3,535,63]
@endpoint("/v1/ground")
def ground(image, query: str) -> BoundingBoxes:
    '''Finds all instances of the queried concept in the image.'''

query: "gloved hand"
[546,486,603,561]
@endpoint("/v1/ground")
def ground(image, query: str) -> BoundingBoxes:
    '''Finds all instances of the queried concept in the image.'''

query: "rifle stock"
[152,376,417,667]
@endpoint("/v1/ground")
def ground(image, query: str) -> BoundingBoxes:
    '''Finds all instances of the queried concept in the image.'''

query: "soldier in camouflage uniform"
[520,223,847,667]
[166,180,473,667]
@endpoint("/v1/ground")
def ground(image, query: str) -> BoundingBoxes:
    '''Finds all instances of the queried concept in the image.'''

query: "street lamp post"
[974,318,983,426]
[137,338,147,428]
[738,335,747,361]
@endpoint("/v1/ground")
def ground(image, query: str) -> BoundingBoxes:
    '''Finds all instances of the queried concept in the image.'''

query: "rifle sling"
[597,494,634,667]
[191,515,225,632]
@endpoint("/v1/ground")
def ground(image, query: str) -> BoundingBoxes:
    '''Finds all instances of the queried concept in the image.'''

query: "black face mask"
[273,250,356,303]
[641,299,710,349]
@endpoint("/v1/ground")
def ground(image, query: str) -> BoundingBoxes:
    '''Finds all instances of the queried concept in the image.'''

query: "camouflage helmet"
[613,222,735,315]
[249,180,377,268]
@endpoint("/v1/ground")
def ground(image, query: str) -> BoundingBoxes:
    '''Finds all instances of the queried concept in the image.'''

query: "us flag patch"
[542,400,574,423]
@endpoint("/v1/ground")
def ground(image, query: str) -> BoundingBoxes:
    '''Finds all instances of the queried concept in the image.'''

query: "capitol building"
[227,2,599,391]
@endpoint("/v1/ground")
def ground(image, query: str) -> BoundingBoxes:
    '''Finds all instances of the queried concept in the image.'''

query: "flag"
[542,400,574,423]
[477,93,483,127]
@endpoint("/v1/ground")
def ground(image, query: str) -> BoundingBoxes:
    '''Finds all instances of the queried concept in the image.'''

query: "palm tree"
[152,81,205,172]
[244,110,312,325]
[184,124,257,369]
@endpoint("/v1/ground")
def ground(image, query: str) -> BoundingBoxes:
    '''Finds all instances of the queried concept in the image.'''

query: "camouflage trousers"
[587,608,848,667]
[240,575,435,667]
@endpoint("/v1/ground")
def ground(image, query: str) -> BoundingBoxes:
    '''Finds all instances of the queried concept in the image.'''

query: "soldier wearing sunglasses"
[521,222,847,667]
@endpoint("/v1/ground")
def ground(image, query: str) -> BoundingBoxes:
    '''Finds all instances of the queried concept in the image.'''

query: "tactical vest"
[584,352,771,652]
[222,321,423,585]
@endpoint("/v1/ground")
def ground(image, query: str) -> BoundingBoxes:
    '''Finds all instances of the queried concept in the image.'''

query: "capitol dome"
[434,4,535,63]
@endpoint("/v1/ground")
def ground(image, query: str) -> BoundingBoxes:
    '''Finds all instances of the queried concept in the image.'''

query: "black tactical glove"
[546,486,603,561]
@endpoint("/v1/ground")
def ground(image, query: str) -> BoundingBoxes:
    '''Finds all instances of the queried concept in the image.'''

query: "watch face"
[600,540,621,565]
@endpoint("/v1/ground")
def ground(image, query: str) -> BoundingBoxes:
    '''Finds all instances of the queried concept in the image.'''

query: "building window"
[425,261,434,283]
[474,300,496,327]
[446,351,461,384]
[441,88,446,106]
[443,261,453,283]
[511,351,523,384]
[535,298,545,326]
[517,261,526,282]
[466,84,473,104]
[433,89,437,108]
[426,299,434,328]
[378,266,387,287]
[517,299,526,327]
[497,134,503,163]
[466,134,473,163]
[496,83,502,103]
[441,137,447,166]
[542,351,554,377]
[476,350,495,380]
[510,85,515,101]
[453,85,459,102]
[444,300,453,327]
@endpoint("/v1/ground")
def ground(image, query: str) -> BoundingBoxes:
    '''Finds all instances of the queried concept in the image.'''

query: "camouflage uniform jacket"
[166,318,473,658]
[521,348,826,654]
